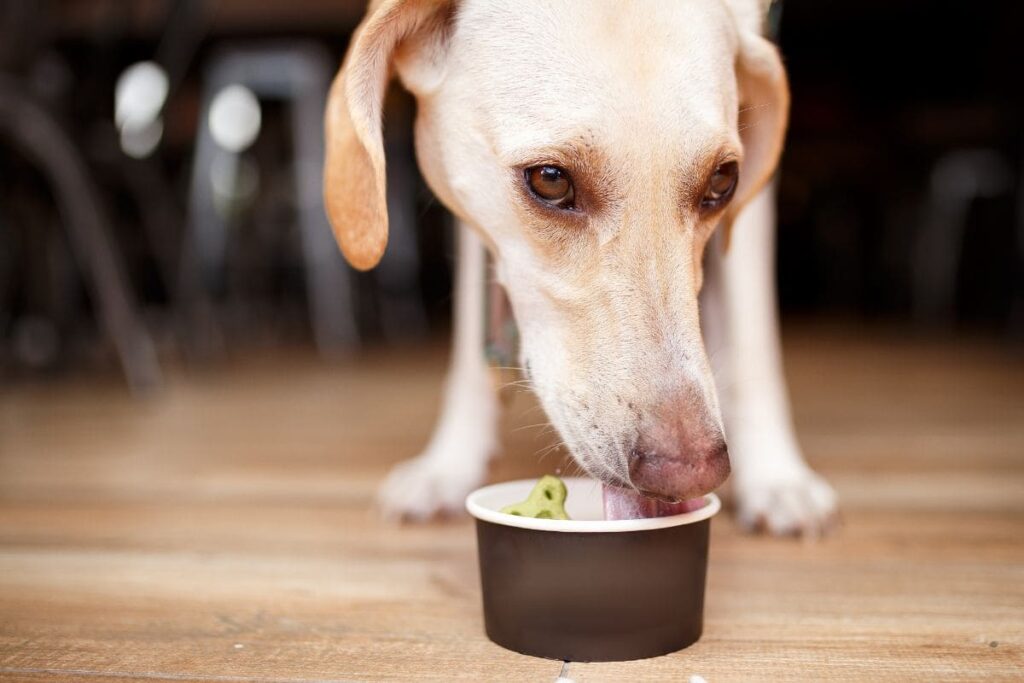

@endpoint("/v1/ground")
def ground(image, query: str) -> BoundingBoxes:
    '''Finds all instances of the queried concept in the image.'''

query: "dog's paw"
[735,468,839,538]
[377,453,487,521]
[378,365,498,521]
[377,456,474,521]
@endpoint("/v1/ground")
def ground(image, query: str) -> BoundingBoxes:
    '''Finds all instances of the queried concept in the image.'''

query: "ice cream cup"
[466,477,721,662]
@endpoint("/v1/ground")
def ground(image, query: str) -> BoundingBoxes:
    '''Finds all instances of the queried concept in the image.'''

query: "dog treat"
[500,475,570,519]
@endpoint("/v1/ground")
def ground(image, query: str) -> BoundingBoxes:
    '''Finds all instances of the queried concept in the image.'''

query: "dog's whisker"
[534,440,568,464]
[498,380,530,390]
[526,425,558,442]
[554,454,584,481]
[511,421,554,433]
[518,403,548,418]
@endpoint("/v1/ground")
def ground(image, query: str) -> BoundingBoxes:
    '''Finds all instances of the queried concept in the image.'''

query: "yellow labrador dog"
[324,0,837,535]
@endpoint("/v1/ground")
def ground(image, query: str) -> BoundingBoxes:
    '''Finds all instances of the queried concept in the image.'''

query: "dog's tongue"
[602,485,706,520]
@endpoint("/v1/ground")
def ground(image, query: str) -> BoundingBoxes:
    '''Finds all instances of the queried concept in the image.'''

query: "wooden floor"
[1,326,1022,681]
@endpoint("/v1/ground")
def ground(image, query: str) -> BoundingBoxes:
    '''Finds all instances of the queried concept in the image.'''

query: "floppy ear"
[719,17,789,248]
[324,0,453,270]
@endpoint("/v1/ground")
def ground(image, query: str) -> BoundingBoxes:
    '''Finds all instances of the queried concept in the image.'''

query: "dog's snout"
[620,390,732,501]
[627,430,730,501]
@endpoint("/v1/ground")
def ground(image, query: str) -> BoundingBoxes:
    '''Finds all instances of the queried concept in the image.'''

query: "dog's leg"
[703,182,838,536]
[377,221,499,519]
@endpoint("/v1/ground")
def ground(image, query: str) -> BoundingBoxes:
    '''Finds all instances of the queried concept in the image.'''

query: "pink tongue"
[603,485,706,520]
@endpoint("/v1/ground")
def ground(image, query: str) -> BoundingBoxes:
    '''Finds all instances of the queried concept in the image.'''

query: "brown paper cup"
[466,478,720,662]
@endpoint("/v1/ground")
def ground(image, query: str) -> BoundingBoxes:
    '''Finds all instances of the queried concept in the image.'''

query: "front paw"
[735,468,839,538]
[377,454,485,521]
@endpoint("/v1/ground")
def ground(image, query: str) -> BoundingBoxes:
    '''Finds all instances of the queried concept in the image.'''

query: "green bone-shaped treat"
[500,475,570,519]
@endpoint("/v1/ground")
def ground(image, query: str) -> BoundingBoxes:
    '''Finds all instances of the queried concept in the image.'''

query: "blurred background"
[0,3,1022,677]
[0,0,1020,391]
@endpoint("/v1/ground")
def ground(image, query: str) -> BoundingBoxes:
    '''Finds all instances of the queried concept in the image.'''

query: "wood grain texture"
[1,326,1022,681]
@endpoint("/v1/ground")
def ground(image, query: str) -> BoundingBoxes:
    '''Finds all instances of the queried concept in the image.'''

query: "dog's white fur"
[326,0,837,534]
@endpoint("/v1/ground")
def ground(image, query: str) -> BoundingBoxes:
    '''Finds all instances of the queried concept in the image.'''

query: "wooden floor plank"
[1,327,1022,680]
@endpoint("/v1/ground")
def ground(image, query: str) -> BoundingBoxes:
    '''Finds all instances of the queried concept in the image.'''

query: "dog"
[323,0,837,535]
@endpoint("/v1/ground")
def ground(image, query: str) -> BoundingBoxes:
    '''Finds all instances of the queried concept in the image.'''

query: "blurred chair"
[912,148,1013,327]
[0,77,162,392]
[181,43,361,355]
[375,89,429,343]
[0,1,162,392]
[1013,143,1024,340]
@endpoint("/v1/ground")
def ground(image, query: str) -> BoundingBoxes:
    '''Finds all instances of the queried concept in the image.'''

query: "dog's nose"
[624,390,732,500]
[627,421,730,501]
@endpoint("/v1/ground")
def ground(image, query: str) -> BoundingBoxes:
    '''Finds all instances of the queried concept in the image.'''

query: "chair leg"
[290,48,360,353]
[0,78,161,392]
[913,148,1011,326]
[183,45,360,357]
[178,73,228,359]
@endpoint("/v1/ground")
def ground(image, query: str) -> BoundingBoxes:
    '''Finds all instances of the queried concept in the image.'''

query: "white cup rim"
[465,477,721,533]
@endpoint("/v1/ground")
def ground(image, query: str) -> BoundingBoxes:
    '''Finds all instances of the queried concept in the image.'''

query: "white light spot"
[120,118,163,159]
[209,84,262,153]
[115,61,168,131]
[210,153,259,215]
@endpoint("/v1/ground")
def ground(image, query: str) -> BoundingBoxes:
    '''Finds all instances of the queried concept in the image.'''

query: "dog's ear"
[719,4,789,248]
[324,0,454,270]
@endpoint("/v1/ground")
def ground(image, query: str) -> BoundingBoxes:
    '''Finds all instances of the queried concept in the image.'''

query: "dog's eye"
[701,161,739,209]
[525,165,575,209]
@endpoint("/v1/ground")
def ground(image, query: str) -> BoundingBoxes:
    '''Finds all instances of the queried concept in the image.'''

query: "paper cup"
[466,477,720,662]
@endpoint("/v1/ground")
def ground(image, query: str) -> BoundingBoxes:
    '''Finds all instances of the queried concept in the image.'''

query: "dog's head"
[325,0,788,501]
